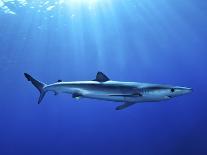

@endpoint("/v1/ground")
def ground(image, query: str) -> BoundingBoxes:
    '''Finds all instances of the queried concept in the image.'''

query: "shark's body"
[24,72,192,110]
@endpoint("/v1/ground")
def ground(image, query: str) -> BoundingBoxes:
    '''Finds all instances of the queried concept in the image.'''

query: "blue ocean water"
[0,0,207,155]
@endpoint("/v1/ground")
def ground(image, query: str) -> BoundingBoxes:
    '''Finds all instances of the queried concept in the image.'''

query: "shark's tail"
[24,73,47,104]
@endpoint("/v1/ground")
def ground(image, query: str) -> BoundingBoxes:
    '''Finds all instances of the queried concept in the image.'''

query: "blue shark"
[24,72,192,110]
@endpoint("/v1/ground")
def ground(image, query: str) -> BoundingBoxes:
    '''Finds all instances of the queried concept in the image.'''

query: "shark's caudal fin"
[24,73,47,104]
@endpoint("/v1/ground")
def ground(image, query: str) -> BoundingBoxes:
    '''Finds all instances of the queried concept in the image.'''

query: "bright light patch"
[63,0,98,5]
[60,0,98,8]
[0,0,103,15]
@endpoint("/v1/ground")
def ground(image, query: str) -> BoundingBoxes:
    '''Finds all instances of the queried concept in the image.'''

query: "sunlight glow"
[58,0,98,6]
[0,0,102,15]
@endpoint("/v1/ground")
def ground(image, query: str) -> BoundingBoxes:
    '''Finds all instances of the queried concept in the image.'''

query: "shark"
[24,72,192,110]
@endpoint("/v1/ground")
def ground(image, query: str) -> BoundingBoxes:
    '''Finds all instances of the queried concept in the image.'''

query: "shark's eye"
[171,88,175,92]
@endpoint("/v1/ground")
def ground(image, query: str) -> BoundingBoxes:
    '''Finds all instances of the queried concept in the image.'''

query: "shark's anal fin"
[93,72,110,82]
[116,102,136,110]
[72,92,82,100]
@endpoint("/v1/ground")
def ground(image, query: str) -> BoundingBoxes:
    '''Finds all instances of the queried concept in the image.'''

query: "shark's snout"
[175,86,193,95]
[182,87,192,94]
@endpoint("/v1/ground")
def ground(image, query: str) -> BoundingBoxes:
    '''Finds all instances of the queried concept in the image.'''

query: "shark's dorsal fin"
[94,72,110,82]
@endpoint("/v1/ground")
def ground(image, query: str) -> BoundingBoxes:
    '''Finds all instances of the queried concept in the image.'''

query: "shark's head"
[165,86,193,98]
[141,85,192,100]
[154,86,192,98]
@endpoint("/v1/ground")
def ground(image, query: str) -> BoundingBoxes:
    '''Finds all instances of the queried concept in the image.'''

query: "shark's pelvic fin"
[72,92,82,99]
[24,73,46,104]
[94,72,110,82]
[116,102,136,110]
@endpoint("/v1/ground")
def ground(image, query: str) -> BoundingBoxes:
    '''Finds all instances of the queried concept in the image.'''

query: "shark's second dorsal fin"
[94,72,110,82]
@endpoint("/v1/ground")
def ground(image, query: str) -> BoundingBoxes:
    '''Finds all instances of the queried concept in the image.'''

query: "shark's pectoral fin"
[109,93,142,97]
[116,102,136,110]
